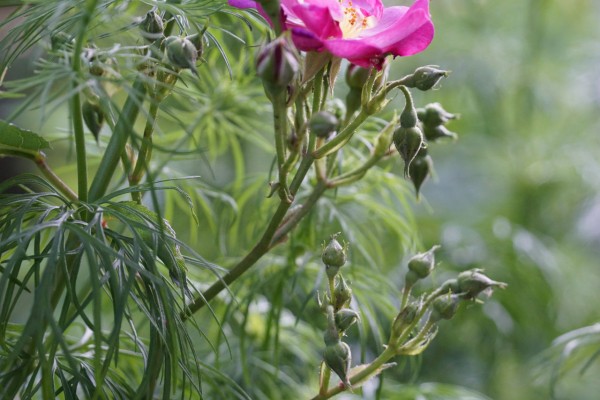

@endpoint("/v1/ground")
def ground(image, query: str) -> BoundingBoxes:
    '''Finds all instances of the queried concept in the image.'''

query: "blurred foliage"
[1,0,599,399]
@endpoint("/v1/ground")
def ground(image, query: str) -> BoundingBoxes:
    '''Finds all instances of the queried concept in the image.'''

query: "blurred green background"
[2,0,600,399]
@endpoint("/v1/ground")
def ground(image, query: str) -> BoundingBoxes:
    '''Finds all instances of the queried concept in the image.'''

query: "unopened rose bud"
[164,36,198,74]
[140,10,164,42]
[457,269,507,300]
[423,124,457,141]
[394,126,423,177]
[431,293,461,321]
[310,111,339,138]
[335,309,360,333]
[392,301,420,336]
[322,234,347,279]
[346,64,371,90]
[333,276,352,310]
[256,35,299,97]
[406,66,449,91]
[186,32,204,58]
[409,148,433,196]
[418,103,457,127]
[324,341,352,388]
[408,245,441,279]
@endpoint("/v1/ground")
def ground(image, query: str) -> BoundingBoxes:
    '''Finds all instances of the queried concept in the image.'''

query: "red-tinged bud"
[256,35,299,97]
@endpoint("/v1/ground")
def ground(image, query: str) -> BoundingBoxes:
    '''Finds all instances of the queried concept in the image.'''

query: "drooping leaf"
[0,120,50,155]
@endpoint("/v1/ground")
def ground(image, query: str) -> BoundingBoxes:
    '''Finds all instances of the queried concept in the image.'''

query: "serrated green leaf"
[0,120,50,154]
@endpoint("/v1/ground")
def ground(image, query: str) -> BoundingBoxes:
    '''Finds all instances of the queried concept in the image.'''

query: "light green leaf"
[0,120,50,154]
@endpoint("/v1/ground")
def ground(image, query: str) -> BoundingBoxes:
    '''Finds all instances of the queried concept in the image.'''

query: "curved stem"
[312,110,369,159]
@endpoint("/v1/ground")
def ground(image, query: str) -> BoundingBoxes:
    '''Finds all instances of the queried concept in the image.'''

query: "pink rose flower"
[228,0,434,69]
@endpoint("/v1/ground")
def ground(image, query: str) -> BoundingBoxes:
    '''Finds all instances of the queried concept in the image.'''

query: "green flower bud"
[431,293,461,321]
[164,36,198,74]
[186,32,204,58]
[438,278,460,294]
[140,10,164,42]
[409,148,433,197]
[457,269,507,300]
[408,245,441,279]
[346,64,371,90]
[335,308,360,333]
[392,301,420,337]
[82,47,106,77]
[310,111,339,138]
[256,36,299,97]
[322,234,347,269]
[324,341,352,388]
[333,276,352,310]
[393,126,424,177]
[419,102,458,127]
[82,100,104,143]
[423,124,458,141]
[406,65,449,91]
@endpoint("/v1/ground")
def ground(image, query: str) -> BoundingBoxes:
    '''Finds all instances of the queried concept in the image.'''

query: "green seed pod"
[322,234,347,269]
[409,147,433,196]
[335,308,360,333]
[457,269,507,300]
[165,36,198,74]
[404,269,420,288]
[82,100,104,143]
[431,293,461,321]
[333,275,353,310]
[140,10,164,42]
[256,35,299,97]
[438,278,460,294]
[323,341,352,388]
[408,245,441,279]
[393,126,424,177]
[310,111,339,138]
[406,65,449,91]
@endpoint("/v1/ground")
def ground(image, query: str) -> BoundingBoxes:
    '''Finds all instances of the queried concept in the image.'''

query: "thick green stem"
[70,0,98,202]
[318,361,331,398]
[88,77,146,202]
[273,92,292,202]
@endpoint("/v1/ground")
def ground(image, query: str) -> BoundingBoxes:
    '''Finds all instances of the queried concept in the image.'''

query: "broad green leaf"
[0,120,50,155]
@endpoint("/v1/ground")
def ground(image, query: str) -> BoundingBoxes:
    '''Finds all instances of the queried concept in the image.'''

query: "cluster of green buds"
[388,66,457,196]
[318,234,359,388]
[388,246,507,356]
